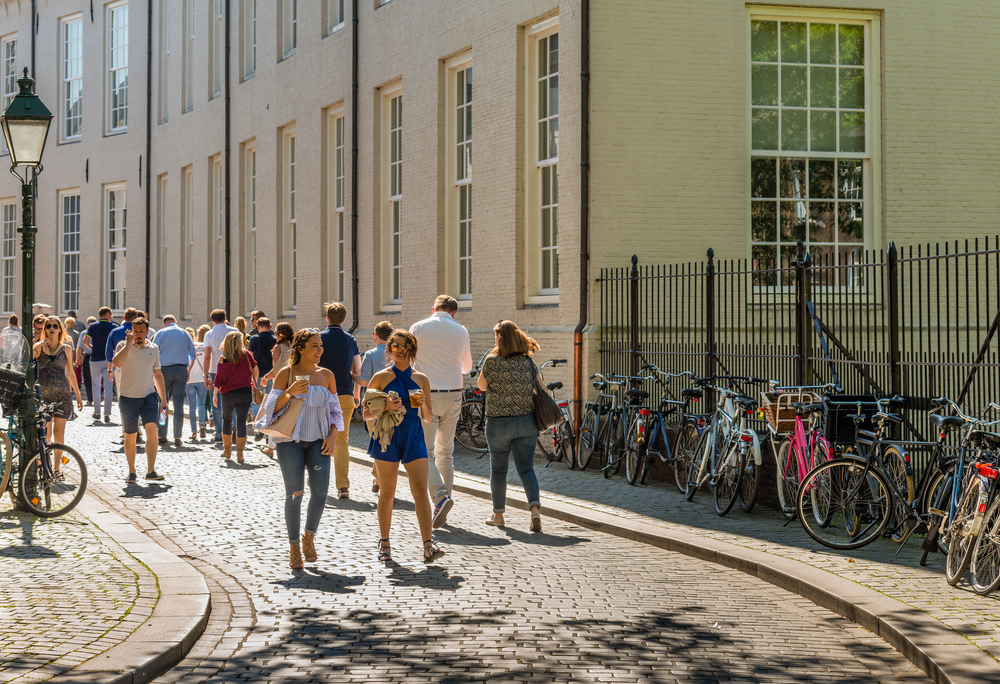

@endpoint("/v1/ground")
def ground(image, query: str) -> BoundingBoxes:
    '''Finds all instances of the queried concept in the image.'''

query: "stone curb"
[44,494,211,684]
[350,451,999,684]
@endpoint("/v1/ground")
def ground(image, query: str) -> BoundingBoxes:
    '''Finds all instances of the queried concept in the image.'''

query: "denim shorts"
[119,392,160,434]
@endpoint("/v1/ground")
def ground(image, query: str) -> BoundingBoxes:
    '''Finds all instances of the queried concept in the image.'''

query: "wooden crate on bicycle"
[759,389,823,436]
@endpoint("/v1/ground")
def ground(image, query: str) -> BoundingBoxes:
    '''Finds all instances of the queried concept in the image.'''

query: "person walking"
[84,308,118,422]
[63,317,82,390]
[31,314,46,343]
[409,295,473,529]
[477,321,544,532]
[154,315,197,447]
[3,314,20,333]
[364,330,444,563]
[213,331,259,462]
[247,317,276,417]
[66,310,85,334]
[186,325,210,440]
[247,310,265,339]
[34,317,83,467]
[356,321,393,493]
[106,308,142,442]
[75,316,96,406]
[255,329,343,569]
[203,309,239,444]
[111,317,168,482]
[318,303,361,499]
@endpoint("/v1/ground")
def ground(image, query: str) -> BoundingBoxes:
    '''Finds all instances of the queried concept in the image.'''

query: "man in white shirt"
[409,295,473,528]
[202,309,239,443]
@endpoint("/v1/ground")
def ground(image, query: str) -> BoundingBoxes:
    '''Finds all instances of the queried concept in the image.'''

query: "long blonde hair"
[288,329,319,367]
[43,316,71,347]
[196,324,210,342]
[221,331,247,364]
[491,320,538,359]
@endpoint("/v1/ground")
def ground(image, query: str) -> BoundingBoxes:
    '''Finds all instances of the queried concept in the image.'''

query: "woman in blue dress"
[364,330,444,563]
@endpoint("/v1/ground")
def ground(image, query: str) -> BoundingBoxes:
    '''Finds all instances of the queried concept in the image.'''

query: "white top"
[113,340,161,398]
[203,323,238,375]
[409,312,473,390]
[188,342,206,385]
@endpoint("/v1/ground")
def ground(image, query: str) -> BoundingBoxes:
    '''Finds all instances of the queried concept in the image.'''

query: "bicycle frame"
[787,413,831,492]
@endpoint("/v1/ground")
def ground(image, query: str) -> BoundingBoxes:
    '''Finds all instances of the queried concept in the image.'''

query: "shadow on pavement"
[500,527,587,548]
[122,483,173,498]
[431,526,511,547]
[223,461,270,470]
[272,571,365,594]
[0,544,57,558]
[326,497,377,512]
[386,565,464,591]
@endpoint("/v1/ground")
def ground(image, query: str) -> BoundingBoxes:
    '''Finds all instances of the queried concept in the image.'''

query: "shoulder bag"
[255,391,303,438]
[529,358,561,431]
[248,354,264,404]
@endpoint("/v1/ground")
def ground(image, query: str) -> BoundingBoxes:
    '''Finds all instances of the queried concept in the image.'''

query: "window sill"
[523,294,559,308]
[326,23,344,36]
[105,129,128,137]
[58,138,82,146]
[280,50,297,62]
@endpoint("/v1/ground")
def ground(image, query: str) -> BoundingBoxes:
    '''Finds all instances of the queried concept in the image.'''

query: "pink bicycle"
[761,383,838,520]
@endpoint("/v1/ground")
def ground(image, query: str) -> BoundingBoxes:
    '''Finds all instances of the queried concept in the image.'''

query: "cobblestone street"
[0,412,936,682]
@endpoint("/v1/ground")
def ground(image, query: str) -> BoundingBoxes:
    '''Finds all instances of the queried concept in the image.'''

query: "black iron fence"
[599,236,1000,473]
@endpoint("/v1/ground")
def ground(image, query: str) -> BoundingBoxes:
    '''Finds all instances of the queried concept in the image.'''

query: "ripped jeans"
[276,439,331,541]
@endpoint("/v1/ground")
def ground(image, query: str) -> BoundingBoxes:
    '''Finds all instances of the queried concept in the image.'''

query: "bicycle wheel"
[774,438,799,520]
[808,441,833,527]
[945,475,982,586]
[713,437,744,516]
[603,411,624,479]
[672,423,698,493]
[739,437,762,513]
[970,496,1000,595]
[685,429,711,501]
[18,444,88,518]
[921,471,951,555]
[556,419,575,469]
[455,399,489,452]
[0,430,11,502]
[576,406,599,471]
[624,416,645,485]
[535,428,556,460]
[796,458,891,550]
[882,446,914,542]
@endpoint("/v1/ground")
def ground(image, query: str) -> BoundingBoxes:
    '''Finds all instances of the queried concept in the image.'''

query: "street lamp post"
[1,69,52,499]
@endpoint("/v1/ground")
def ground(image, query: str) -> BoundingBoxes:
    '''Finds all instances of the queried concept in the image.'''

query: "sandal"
[378,538,392,562]
[289,543,303,570]
[423,540,445,563]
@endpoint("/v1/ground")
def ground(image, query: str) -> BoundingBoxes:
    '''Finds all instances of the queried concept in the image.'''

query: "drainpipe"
[144,0,152,314]
[224,0,232,315]
[572,0,591,433]
[30,0,35,76]
[347,0,359,334]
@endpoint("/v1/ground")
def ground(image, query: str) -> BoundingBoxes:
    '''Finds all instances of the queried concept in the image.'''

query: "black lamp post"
[0,68,52,489]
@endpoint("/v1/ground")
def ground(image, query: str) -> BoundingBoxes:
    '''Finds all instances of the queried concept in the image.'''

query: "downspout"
[224,0,232,315]
[572,0,590,433]
[30,0,35,76]
[347,0,359,333]
[144,0,152,313]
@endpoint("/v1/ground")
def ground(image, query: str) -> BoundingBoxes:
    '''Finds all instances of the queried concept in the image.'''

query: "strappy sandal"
[378,538,392,562]
[423,540,445,563]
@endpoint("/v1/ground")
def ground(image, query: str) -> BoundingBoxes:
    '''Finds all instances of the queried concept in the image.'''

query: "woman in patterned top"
[476,320,544,532]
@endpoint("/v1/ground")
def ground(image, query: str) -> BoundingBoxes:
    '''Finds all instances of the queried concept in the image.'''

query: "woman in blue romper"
[364,330,445,564]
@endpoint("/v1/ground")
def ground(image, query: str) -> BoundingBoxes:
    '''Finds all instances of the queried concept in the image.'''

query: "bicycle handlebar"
[768,381,841,394]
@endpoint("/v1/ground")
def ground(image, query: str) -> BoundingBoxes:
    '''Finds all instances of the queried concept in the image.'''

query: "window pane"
[780,65,807,107]
[751,158,777,198]
[780,201,807,242]
[779,158,806,198]
[780,109,807,151]
[751,108,778,150]
[780,22,807,63]
[751,20,777,62]
[809,202,834,242]
[838,67,864,110]
[809,159,835,198]
[752,245,778,286]
[838,202,864,242]
[839,25,864,66]
[839,111,865,153]
[810,23,836,63]
[751,64,778,106]
[751,201,777,242]
[810,110,836,152]
[810,66,836,108]
[837,160,863,200]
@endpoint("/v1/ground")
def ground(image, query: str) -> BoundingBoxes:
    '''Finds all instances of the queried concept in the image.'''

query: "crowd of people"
[20,294,552,568]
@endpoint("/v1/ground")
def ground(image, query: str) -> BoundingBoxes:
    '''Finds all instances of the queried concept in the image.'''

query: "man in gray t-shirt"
[112,317,167,483]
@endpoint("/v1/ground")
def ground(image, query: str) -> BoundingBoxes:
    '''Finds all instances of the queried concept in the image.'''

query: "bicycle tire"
[603,411,624,479]
[882,445,914,542]
[808,441,833,527]
[922,471,951,556]
[774,438,799,520]
[455,399,489,453]
[739,436,762,513]
[624,416,644,485]
[576,406,599,471]
[945,475,982,586]
[0,430,11,502]
[556,420,575,469]
[796,458,891,550]
[685,429,711,501]
[18,444,88,518]
[673,422,698,493]
[713,437,744,516]
[536,428,556,460]
[970,496,1000,595]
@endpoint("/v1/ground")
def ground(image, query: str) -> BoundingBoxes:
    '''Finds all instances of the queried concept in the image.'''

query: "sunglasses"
[389,343,414,351]
[44,324,61,330]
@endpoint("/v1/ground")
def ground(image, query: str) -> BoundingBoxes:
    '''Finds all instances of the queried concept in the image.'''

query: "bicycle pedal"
[928,508,945,517]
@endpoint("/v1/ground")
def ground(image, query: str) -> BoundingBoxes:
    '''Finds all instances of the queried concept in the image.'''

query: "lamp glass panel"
[5,118,49,165]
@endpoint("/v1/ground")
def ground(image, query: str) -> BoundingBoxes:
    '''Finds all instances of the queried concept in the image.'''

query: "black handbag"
[530,359,561,431]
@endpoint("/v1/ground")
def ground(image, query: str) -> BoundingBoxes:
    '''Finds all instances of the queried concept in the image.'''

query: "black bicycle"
[13,401,88,518]
[575,373,623,471]
[456,350,492,453]
[625,364,698,487]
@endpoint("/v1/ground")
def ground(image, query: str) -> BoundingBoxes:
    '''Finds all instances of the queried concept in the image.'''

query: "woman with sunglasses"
[34,316,83,469]
[364,330,444,563]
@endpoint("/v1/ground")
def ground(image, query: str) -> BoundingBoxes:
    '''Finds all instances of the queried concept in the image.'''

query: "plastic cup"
[408,389,424,407]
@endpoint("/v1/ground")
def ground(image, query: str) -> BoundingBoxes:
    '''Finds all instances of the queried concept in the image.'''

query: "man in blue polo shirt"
[85,307,118,423]
[152,315,197,447]
[319,302,361,499]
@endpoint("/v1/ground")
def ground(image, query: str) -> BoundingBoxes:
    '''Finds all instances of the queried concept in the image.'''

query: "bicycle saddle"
[929,414,964,429]
[592,381,607,391]
[794,402,824,415]
[547,381,563,392]
[625,388,649,401]
[875,411,903,424]
[682,389,703,401]
[968,430,1000,450]
[733,394,756,408]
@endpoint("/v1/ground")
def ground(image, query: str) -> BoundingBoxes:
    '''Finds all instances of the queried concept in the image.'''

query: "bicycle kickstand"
[893,518,920,557]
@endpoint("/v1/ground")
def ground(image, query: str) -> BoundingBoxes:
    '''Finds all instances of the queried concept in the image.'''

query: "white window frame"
[524,18,559,302]
[60,190,81,314]
[105,183,127,312]
[0,200,14,313]
[158,2,168,123]
[242,0,256,80]
[746,7,881,284]
[381,84,402,308]
[1,33,16,155]
[61,18,83,140]
[106,1,129,134]
[181,166,193,317]
[327,106,345,303]
[445,53,472,302]
[281,0,297,59]
[156,176,168,312]
[325,0,344,35]
[282,127,297,312]
[244,144,256,310]
[211,155,224,307]
[211,0,223,98]
[183,0,193,112]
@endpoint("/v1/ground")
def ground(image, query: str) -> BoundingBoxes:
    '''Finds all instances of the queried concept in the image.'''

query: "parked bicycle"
[576,373,624,471]
[11,402,88,517]
[533,359,575,468]
[456,350,492,453]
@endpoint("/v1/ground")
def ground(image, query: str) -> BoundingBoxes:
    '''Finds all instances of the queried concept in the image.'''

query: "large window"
[212,156,224,306]
[62,18,83,139]
[446,58,472,300]
[243,0,256,79]
[750,16,872,277]
[158,1,168,122]
[181,167,193,316]
[283,129,297,311]
[382,88,402,306]
[183,0,193,112]
[107,2,128,133]
[326,0,344,35]
[1,202,14,313]
[106,185,127,310]
[2,34,16,155]
[211,0,222,98]
[526,20,559,299]
[157,176,168,311]
[61,193,81,313]
[244,145,256,310]
[281,0,297,59]
[329,110,345,302]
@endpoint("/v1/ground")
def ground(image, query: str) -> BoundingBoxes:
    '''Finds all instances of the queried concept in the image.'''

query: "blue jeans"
[158,365,189,440]
[276,439,331,541]
[485,413,541,514]
[186,383,208,434]
[209,373,222,440]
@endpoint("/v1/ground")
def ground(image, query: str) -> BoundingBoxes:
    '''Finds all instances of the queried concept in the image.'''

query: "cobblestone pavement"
[353,430,1000,662]
[0,490,154,683]
[55,413,929,683]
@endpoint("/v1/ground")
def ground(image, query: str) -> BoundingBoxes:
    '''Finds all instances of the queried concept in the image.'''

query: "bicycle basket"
[760,390,822,435]
[823,395,878,446]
